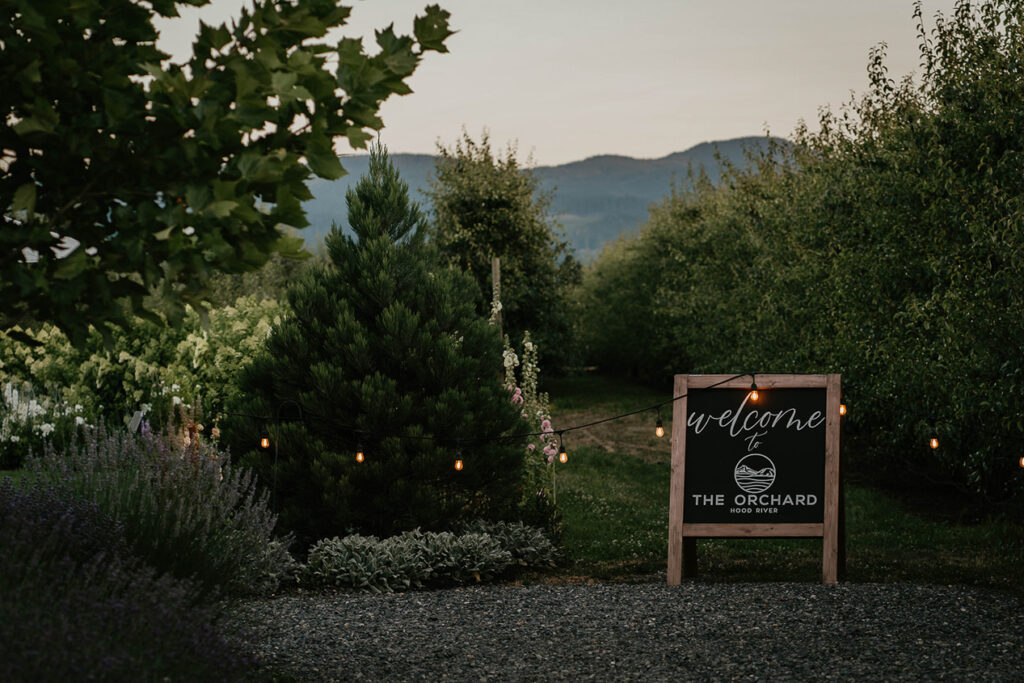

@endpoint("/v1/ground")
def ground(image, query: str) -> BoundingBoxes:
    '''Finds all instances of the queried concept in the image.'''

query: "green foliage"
[0,0,451,343]
[302,524,557,592]
[228,145,523,545]
[457,519,561,568]
[0,294,288,451]
[577,0,1024,511]
[428,132,582,372]
[27,423,293,596]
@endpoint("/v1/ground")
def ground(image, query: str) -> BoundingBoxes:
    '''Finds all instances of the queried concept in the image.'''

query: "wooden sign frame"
[667,374,842,585]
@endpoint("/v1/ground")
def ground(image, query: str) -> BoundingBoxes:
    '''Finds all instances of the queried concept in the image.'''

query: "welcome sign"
[667,374,842,584]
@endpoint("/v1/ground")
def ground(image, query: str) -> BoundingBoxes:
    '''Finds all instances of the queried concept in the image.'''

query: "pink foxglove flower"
[511,387,524,405]
[541,419,553,434]
[543,442,557,456]
[527,443,536,452]
[547,454,555,464]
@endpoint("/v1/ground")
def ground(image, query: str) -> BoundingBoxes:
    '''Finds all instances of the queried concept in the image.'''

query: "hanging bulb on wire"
[454,458,464,471]
[259,428,271,450]
[929,437,939,450]
[558,433,568,464]
[749,375,759,403]
[839,404,847,416]
[655,417,665,439]
[355,444,365,463]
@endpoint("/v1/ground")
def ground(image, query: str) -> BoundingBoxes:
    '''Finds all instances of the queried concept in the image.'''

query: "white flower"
[172,396,182,406]
[74,404,83,413]
[183,226,195,236]
[9,435,19,443]
[75,416,85,425]
[171,383,180,392]
[141,403,152,414]
[38,423,55,436]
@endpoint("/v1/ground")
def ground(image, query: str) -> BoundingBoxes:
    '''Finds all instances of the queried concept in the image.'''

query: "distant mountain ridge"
[303,136,781,263]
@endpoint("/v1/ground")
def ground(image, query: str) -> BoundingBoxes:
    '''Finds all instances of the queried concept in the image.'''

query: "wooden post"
[667,374,687,585]
[822,373,841,584]
[491,257,502,339]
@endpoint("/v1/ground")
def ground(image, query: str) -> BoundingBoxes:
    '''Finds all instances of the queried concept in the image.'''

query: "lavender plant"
[27,422,294,596]
[0,480,253,681]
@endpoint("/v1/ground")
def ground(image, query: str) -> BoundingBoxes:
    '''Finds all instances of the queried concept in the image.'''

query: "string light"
[243,373,856,472]
[1019,455,1024,469]
[930,437,939,450]
[839,404,847,416]
[454,458,464,471]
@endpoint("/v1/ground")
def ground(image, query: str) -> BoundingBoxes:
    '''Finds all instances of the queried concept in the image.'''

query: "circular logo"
[734,453,776,493]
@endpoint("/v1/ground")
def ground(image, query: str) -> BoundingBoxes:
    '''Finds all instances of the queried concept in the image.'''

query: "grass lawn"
[544,373,1024,595]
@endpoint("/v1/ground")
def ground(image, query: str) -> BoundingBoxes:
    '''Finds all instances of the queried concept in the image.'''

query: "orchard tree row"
[576,0,1024,511]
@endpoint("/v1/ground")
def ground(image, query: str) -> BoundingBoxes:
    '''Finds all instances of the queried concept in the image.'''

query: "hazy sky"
[155,0,960,166]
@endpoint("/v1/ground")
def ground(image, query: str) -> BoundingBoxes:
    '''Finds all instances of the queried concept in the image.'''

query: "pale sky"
[155,0,959,166]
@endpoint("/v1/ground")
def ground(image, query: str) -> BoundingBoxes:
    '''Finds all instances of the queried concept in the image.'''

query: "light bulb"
[749,390,759,403]
[356,451,364,463]
[839,404,847,416]
[454,459,464,471]
[259,434,271,450]
[1019,455,1024,469]
[929,437,939,450]
[558,450,568,464]
[655,418,665,438]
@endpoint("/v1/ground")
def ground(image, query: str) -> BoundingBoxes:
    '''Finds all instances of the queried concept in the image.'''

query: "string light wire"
[223,373,759,449]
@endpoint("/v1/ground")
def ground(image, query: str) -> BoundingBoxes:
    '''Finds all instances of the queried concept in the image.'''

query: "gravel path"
[229,581,1023,681]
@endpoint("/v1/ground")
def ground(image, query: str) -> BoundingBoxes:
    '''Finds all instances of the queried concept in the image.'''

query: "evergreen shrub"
[229,145,523,544]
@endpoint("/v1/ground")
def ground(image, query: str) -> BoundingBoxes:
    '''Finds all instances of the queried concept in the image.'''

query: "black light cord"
[218,372,757,446]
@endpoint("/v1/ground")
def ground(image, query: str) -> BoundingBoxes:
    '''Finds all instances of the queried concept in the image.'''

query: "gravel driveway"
[229,580,1022,681]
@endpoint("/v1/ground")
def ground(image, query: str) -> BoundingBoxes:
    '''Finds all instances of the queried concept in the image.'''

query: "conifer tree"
[230,145,523,544]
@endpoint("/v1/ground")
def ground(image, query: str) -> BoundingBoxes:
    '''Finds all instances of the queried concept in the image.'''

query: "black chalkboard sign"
[667,374,842,585]
[683,388,826,524]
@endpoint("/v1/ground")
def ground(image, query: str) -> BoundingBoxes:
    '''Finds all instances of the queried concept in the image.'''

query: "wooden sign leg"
[822,374,841,584]
[667,375,688,586]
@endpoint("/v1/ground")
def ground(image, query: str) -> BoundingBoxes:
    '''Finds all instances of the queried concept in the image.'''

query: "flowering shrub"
[503,333,561,509]
[0,479,252,680]
[27,422,294,596]
[0,295,287,459]
[0,381,87,469]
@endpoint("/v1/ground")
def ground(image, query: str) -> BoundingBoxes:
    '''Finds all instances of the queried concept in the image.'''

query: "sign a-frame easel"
[667,374,842,585]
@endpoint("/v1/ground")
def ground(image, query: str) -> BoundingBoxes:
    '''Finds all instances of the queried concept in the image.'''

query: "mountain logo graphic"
[733,453,776,494]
